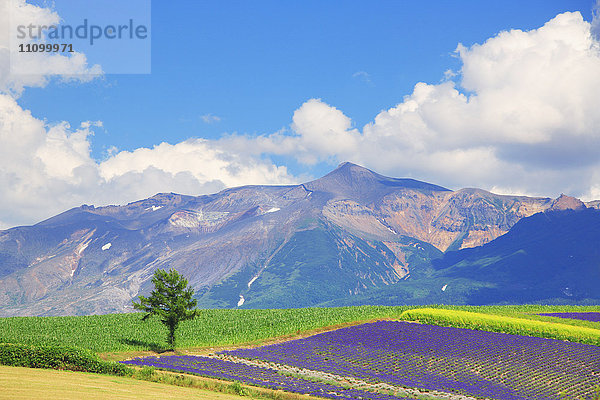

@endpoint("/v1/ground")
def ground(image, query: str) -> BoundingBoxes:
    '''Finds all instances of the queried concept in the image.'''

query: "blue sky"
[19,0,594,169]
[1,0,599,228]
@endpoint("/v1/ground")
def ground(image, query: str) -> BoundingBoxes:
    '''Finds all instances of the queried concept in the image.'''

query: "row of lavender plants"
[537,312,600,323]
[223,321,600,400]
[122,354,418,400]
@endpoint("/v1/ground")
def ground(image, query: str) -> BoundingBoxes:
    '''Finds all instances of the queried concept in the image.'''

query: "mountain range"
[0,162,598,316]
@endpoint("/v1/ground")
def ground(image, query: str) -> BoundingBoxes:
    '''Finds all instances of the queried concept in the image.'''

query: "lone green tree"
[133,268,200,349]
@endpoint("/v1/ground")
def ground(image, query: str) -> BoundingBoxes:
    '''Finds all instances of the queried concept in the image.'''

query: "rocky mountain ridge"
[0,162,595,316]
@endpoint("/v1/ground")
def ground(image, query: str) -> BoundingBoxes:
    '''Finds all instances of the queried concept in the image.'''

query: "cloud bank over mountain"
[0,2,599,228]
[227,12,600,199]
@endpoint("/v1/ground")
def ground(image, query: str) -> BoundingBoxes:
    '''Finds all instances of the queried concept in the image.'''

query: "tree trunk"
[168,325,176,349]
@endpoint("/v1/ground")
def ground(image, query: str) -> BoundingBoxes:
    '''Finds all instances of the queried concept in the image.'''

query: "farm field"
[2,305,600,400]
[537,312,600,322]
[0,365,251,400]
[125,320,600,400]
[0,306,412,354]
[123,354,429,400]
[400,308,600,345]
[1,305,600,354]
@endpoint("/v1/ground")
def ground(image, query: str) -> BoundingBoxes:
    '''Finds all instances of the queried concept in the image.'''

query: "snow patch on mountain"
[77,241,90,255]
[248,275,259,288]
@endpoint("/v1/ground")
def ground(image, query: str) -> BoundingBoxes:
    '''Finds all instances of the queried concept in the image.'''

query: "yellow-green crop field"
[401,307,600,345]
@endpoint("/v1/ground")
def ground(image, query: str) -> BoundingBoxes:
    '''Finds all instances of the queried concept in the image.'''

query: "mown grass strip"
[0,365,264,400]
[400,308,600,346]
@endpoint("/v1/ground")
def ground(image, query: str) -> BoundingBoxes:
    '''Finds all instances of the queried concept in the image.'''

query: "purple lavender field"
[122,354,415,400]
[124,321,600,400]
[537,312,600,323]
[225,321,600,400]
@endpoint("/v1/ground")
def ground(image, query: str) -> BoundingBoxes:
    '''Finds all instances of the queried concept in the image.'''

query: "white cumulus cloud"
[99,140,294,190]
[224,11,600,200]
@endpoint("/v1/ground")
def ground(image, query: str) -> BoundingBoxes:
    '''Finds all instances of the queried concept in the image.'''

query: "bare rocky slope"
[0,162,593,316]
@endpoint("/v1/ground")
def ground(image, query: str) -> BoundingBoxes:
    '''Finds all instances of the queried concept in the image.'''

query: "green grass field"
[0,306,410,354]
[1,305,599,355]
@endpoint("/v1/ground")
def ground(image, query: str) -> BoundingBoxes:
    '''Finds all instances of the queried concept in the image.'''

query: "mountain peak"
[335,161,366,171]
[304,162,450,201]
[548,194,586,211]
[327,161,378,181]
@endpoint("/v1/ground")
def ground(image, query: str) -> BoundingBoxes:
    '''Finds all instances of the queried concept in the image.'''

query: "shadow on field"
[119,338,170,353]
